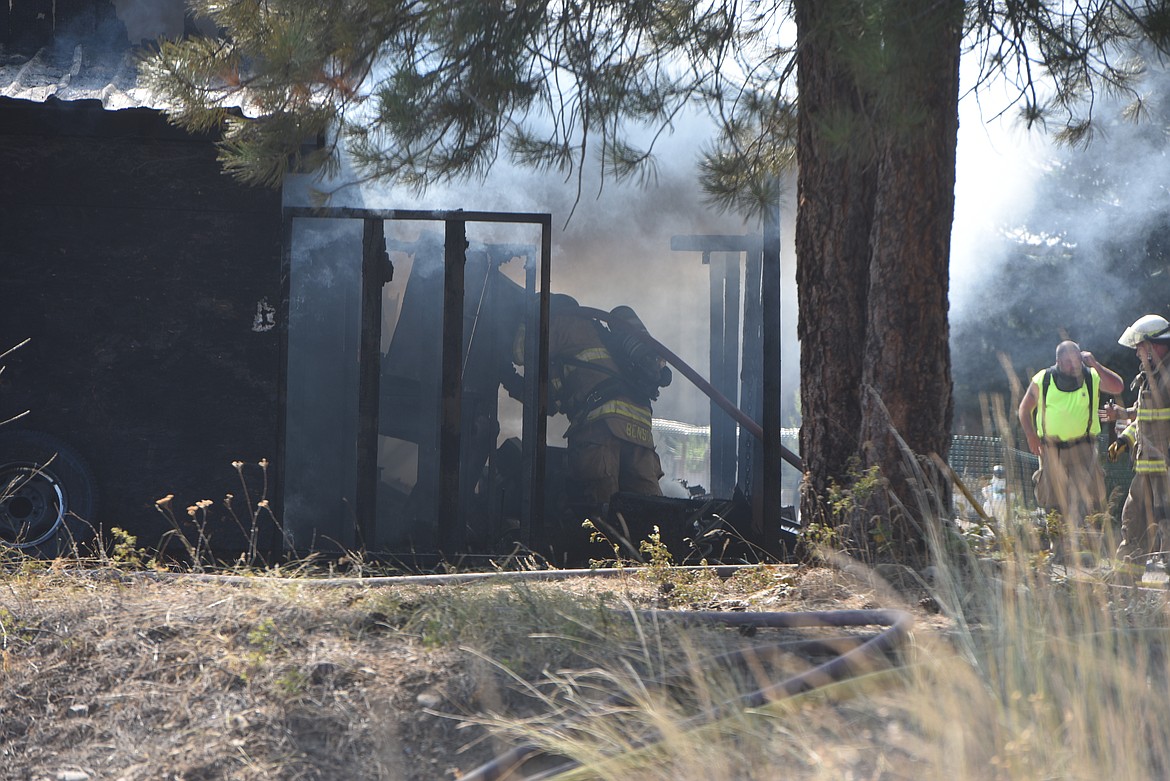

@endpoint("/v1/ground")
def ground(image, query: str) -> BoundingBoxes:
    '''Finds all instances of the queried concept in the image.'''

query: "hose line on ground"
[458,606,914,781]
[120,566,911,781]
[132,564,753,588]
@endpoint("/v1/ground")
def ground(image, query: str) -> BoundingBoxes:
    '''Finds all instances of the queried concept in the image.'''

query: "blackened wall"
[0,96,283,554]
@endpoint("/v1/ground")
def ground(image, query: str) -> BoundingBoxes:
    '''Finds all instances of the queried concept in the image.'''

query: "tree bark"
[795,0,961,562]
[794,0,876,524]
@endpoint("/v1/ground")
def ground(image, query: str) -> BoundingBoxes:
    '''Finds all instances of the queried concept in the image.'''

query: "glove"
[1107,438,1131,463]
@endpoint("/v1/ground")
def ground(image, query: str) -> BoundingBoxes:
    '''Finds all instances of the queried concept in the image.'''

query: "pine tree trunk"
[795,0,961,563]
[794,0,875,527]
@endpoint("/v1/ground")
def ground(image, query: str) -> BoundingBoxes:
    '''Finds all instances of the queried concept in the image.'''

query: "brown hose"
[577,306,804,471]
[460,606,914,781]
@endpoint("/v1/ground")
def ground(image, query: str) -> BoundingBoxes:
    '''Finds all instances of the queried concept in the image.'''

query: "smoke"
[950,88,1051,319]
[949,54,1170,427]
[59,0,1165,441]
[109,0,185,44]
[318,110,796,430]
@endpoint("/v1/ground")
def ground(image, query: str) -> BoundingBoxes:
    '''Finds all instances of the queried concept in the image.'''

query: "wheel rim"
[0,465,66,548]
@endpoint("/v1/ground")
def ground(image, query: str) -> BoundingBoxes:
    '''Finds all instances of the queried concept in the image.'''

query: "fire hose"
[577,306,804,472]
[129,567,911,781]
[458,604,914,781]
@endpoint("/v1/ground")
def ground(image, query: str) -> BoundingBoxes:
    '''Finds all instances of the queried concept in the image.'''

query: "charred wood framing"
[356,219,389,547]
[672,234,763,497]
[740,243,763,505]
[708,252,739,497]
[281,207,552,559]
[522,229,553,548]
[670,230,787,534]
[438,216,467,553]
[762,204,784,537]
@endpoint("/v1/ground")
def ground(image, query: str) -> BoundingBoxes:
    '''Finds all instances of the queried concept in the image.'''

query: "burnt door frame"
[670,227,785,535]
[281,207,553,557]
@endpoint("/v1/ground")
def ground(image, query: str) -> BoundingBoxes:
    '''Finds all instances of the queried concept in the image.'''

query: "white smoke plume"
[949,53,1170,428]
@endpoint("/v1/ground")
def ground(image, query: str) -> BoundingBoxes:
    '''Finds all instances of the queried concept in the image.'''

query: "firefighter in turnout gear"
[1108,315,1170,569]
[513,294,668,511]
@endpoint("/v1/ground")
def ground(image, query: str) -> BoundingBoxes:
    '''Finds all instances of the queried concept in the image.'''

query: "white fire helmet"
[1119,314,1170,348]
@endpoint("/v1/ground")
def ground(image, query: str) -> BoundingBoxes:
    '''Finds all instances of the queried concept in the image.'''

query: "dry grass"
[2,542,1170,781]
[456,550,1170,781]
[0,560,909,781]
[0,564,498,780]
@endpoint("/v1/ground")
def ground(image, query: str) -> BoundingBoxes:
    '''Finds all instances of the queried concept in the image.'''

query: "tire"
[0,429,97,557]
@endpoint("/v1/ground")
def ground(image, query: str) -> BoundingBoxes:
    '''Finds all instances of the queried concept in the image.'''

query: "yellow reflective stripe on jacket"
[1136,407,1170,421]
[561,347,613,378]
[573,347,611,364]
[1136,458,1168,473]
[1121,422,1138,443]
[584,399,652,428]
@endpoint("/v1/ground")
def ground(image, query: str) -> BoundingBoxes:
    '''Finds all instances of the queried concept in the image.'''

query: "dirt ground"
[0,563,945,781]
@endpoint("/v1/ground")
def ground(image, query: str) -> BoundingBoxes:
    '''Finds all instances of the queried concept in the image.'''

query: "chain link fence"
[950,433,1132,522]
[654,420,1134,521]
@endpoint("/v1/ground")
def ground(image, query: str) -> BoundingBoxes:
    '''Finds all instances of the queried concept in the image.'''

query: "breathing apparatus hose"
[577,306,803,471]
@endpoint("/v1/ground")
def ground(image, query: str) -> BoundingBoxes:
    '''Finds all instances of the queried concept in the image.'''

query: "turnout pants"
[1117,472,1170,564]
[567,421,663,507]
[1033,438,1106,527]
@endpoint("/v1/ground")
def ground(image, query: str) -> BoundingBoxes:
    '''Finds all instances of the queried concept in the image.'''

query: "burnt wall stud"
[356,218,388,548]
[437,216,468,554]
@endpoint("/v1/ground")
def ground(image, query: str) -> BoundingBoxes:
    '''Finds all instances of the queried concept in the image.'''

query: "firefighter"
[1107,315,1170,571]
[1018,340,1124,550]
[512,294,666,513]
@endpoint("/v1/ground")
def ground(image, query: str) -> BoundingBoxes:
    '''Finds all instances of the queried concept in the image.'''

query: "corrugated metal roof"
[0,41,163,110]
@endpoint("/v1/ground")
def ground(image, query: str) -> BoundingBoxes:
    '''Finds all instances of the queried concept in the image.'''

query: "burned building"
[0,3,283,557]
[0,1,798,567]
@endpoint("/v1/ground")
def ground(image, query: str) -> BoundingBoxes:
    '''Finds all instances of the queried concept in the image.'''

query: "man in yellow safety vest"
[1018,340,1124,548]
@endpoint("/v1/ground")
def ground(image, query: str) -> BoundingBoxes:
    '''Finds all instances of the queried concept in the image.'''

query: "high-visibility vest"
[1033,366,1099,441]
